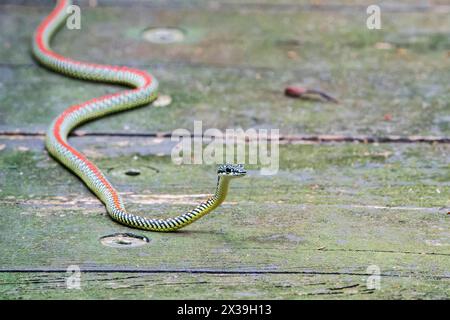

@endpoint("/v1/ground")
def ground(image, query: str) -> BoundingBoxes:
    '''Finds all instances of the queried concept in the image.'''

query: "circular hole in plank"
[100,233,150,248]
[142,27,185,44]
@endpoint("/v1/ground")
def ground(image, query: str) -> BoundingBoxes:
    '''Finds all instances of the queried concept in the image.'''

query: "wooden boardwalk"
[0,0,449,299]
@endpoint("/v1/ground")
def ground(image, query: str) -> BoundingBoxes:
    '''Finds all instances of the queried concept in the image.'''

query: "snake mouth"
[217,164,247,177]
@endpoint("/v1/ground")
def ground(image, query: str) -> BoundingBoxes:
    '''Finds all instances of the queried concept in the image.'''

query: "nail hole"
[125,169,141,176]
[142,27,185,44]
[100,233,150,248]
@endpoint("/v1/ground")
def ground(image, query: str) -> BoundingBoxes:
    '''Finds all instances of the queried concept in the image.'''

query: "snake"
[32,0,246,232]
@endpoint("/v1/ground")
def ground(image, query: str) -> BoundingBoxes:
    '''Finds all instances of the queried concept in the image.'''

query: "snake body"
[33,0,246,231]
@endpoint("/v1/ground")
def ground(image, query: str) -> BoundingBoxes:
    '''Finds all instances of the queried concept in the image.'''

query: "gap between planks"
[1,131,450,144]
[2,1,450,14]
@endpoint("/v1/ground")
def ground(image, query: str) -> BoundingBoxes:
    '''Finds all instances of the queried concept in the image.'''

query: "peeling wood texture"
[0,0,449,299]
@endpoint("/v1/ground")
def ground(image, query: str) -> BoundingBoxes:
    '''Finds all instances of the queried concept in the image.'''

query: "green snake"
[32,0,246,231]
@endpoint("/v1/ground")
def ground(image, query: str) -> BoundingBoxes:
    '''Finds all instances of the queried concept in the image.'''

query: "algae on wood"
[0,0,449,299]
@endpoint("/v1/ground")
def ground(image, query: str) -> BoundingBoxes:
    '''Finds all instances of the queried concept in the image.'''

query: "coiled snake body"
[32,0,246,231]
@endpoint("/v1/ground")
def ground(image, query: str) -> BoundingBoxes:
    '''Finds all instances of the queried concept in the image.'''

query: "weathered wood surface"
[1,1,449,136]
[0,0,449,299]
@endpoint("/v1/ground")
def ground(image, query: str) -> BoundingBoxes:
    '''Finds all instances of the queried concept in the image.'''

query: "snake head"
[217,164,246,177]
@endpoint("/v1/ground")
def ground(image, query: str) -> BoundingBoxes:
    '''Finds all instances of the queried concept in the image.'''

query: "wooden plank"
[1,272,449,299]
[0,136,449,300]
[0,4,449,136]
[1,135,449,208]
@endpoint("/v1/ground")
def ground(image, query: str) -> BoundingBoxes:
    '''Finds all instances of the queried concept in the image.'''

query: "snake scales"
[32,0,246,231]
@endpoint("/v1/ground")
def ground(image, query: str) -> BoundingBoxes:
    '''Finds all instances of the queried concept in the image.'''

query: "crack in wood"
[310,248,450,257]
[0,268,449,279]
[328,283,360,291]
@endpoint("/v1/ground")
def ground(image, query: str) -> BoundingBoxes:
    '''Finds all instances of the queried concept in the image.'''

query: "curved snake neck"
[32,0,242,232]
